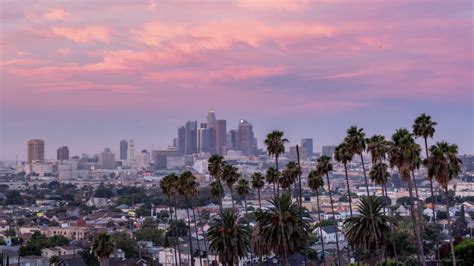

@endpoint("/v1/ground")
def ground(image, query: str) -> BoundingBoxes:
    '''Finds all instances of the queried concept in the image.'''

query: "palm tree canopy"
[369,162,390,185]
[425,141,462,188]
[160,173,178,197]
[307,170,324,191]
[344,196,392,252]
[210,180,224,199]
[254,193,311,257]
[413,113,437,139]
[177,171,199,198]
[316,155,333,176]
[208,155,224,179]
[207,209,251,264]
[264,130,288,157]
[279,161,300,189]
[92,233,114,260]
[222,164,240,189]
[366,135,388,163]
[334,142,353,164]
[236,178,250,198]
[265,167,279,185]
[251,172,265,189]
[344,126,366,155]
[387,128,421,181]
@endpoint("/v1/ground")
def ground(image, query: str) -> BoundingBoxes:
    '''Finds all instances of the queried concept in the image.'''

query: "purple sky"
[1,0,473,161]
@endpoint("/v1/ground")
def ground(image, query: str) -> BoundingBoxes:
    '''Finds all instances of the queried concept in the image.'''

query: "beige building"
[27,139,45,163]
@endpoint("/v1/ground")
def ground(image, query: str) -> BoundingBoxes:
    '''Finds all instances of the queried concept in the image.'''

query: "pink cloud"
[51,26,111,43]
[43,9,70,20]
[237,0,310,12]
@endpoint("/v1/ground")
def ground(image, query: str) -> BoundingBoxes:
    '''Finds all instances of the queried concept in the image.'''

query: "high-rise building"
[198,123,210,153]
[207,110,216,128]
[127,139,135,165]
[227,130,238,150]
[177,126,186,155]
[301,138,313,158]
[289,145,307,161]
[120,140,128,160]
[137,150,150,168]
[322,145,336,159]
[215,119,227,155]
[185,121,198,155]
[27,139,45,163]
[57,146,69,161]
[236,120,255,156]
[99,148,116,169]
[152,149,177,170]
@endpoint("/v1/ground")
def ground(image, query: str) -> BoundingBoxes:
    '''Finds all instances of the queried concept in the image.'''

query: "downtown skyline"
[1,1,473,160]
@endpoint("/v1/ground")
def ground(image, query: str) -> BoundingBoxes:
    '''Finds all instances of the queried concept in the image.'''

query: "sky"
[1,0,473,161]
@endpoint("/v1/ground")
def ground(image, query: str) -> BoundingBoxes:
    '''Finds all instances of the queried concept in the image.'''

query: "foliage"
[135,219,165,246]
[455,238,474,266]
[80,247,100,266]
[94,185,114,198]
[5,190,23,205]
[110,231,137,258]
[91,233,114,262]
[19,232,69,256]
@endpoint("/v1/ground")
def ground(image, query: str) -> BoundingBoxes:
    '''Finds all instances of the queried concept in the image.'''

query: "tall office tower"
[289,145,307,161]
[322,145,336,159]
[236,120,255,156]
[99,148,116,169]
[215,119,227,155]
[137,150,150,168]
[120,140,128,160]
[152,149,177,170]
[198,124,210,153]
[185,121,198,155]
[57,146,69,161]
[127,139,135,165]
[207,110,216,128]
[227,130,238,150]
[177,126,186,155]
[301,138,313,158]
[27,139,45,163]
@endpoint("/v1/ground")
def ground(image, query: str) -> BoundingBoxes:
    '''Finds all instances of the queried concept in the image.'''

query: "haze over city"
[1,1,473,161]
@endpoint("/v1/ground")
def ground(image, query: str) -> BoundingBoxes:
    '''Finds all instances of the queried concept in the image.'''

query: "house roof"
[321,225,337,234]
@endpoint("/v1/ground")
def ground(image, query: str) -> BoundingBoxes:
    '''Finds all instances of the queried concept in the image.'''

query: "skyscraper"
[177,126,186,155]
[185,120,198,155]
[207,110,216,128]
[301,138,313,158]
[198,123,210,153]
[99,148,116,169]
[215,119,227,155]
[27,139,45,163]
[57,146,69,161]
[127,139,135,165]
[322,145,336,159]
[120,140,128,160]
[236,120,255,156]
[227,129,238,150]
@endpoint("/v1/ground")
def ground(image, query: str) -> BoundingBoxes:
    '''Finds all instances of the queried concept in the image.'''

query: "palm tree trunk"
[185,197,195,266]
[257,188,262,209]
[191,203,203,266]
[167,196,179,266]
[316,190,326,266]
[360,154,382,263]
[343,162,353,217]
[407,180,426,266]
[276,155,280,194]
[296,146,308,266]
[445,186,456,266]
[197,208,209,264]
[424,138,437,222]
[325,173,341,266]
[412,170,425,234]
[243,196,254,265]
[173,200,182,265]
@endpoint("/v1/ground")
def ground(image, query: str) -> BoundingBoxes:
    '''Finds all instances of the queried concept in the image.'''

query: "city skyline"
[1,1,473,160]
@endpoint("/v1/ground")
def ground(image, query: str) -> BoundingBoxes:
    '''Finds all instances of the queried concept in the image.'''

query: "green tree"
[236,178,250,213]
[251,172,265,209]
[208,155,225,212]
[308,169,326,259]
[455,238,474,266]
[222,164,239,209]
[207,209,251,265]
[335,142,354,217]
[110,232,136,258]
[160,174,180,265]
[91,233,114,266]
[49,255,61,265]
[265,167,279,194]
[5,190,23,205]
[264,130,288,193]
[81,247,100,266]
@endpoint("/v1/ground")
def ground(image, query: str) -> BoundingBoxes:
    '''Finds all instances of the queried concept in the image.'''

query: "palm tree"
[160,174,180,266]
[236,178,251,214]
[388,129,425,265]
[335,142,354,217]
[280,161,299,193]
[344,196,392,266]
[413,113,438,222]
[251,172,265,209]
[208,155,225,212]
[369,163,390,208]
[210,180,224,208]
[177,171,199,266]
[254,193,311,265]
[91,233,114,266]
[316,155,341,266]
[264,130,288,193]
[425,141,461,266]
[223,164,239,209]
[207,209,251,265]
[308,169,326,264]
[265,167,279,194]
[345,126,381,260]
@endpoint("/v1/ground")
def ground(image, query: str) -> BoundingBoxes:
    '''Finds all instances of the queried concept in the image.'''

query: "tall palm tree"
[208,155,225,212]
[207,209,251,265]
[369,163,390,208]
[264,130,288,193]
[160,174,180,266]
[425,141,461,266]
[91,233,114,266]
[223,164,239,209]
[265,167,279,194]
[254,193,311,265]
[335,142,354,217]
[251,172,265,209]
[280,161,299,194]
[236,178,251,215]
[413,113,437,222]
[316,155,341,266]
[345,126,381,260]
[177,171,199,266]
[210,180,224,209]
[308,169,326,264]
[388,129,425,265]
[344,196,392,266]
